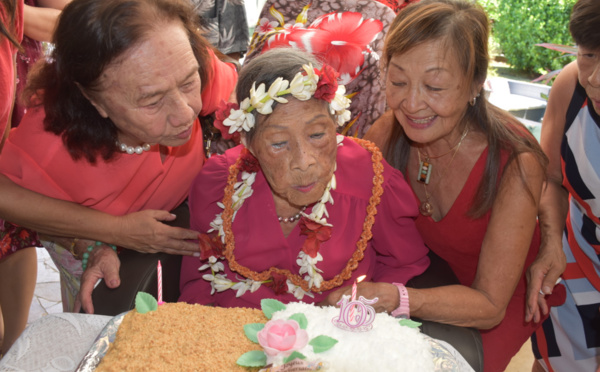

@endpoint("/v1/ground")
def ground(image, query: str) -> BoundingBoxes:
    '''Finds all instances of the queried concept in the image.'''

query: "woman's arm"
[22,0,70,42]
[322,150,544,329]
[525,62,577,322]
[0,174,200,254]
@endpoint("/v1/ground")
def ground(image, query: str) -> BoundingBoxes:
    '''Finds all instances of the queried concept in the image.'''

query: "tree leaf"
[288,313,308,329]
[309,335,338,353]
[135,292,157,314]
[261,299,286,319]
[236,350,267,367]
[243,323,264,343]
[283,351,306,364]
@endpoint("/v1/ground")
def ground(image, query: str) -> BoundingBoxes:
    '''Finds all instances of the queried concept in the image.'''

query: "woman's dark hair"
[24,0,212,163]
[236,48,323,144]
[383,0,547,217]
[570,0,600,50]
[1,0,22,50]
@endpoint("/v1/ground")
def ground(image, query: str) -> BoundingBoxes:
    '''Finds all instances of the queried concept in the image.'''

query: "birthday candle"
[349,275,366,322]
[157,260,163,305]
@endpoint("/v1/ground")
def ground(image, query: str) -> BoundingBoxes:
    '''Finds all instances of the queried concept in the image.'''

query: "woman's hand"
[75,245,121,314]
[111,210,201,256]
[317,281,400,314]
[525,240,566,322]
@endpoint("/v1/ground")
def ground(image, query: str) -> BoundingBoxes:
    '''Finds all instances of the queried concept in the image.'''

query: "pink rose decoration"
[257,319,308,359]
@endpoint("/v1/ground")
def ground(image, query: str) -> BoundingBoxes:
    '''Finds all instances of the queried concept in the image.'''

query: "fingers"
[541,268,563,295]
[79,272,97,314]
[145,210,177,222]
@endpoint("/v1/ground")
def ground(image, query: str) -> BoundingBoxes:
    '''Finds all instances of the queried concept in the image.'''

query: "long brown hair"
[1,0,22,50]
[24,0,212,163]
[383,0,547,217]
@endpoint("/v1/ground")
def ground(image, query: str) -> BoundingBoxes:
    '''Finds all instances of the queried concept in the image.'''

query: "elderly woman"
[0,0,237,317]
[359,1,564,371]
[179,48,429,310]
[532,0,600,370]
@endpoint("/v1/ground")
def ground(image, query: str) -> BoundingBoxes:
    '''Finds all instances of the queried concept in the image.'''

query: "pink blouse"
[180,137,430,308]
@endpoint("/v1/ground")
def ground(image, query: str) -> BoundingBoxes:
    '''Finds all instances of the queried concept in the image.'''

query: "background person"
[532,0,600,370]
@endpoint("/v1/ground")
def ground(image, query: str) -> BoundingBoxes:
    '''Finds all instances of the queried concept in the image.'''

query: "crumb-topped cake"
[95,294,441,372]
[95,301,266,372]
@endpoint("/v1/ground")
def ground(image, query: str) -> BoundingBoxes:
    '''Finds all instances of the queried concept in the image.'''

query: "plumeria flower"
[286,280,315,300]
[198,256,225,273]
[232,278,262,297]
[203,273,235,294]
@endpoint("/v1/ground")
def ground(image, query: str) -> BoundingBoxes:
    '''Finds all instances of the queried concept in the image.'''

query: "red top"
[0,0,23,139]
[415,147,541,372]
[179,137,430,308]
[0,51,236,214]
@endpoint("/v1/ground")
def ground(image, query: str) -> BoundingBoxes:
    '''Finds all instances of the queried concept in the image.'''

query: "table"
[0,313,111,372]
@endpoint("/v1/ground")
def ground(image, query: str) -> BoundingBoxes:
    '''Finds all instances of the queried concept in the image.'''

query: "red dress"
[0,0,23,136]
[415,147,541,372]
[179,137,430,308]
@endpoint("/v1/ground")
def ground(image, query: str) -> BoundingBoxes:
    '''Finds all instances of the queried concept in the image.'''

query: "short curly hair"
[24,0,212,163]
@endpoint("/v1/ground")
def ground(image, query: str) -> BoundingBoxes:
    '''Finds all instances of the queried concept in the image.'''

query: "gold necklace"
[416,128,469,217]
[417,127,470,185]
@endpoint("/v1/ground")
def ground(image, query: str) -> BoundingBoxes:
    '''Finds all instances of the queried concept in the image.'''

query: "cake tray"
[74,311,473,372]
[75,312,126,372]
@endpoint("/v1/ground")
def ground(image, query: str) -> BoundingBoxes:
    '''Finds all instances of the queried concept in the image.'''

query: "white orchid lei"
[199,63,351,300]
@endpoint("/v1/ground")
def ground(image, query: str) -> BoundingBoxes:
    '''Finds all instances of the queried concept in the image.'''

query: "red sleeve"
[200,49,237,116]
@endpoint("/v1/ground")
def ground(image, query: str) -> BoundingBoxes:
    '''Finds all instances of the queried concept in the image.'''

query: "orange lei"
[221,138,384,293]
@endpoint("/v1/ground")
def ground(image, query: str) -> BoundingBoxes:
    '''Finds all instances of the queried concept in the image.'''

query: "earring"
[469,93,480,106]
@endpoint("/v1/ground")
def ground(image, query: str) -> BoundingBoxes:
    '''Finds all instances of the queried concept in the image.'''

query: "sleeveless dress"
[414,147,546,372]
[531,82,600,371]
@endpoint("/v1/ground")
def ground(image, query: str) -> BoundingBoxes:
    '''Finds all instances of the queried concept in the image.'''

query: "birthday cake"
[94,294,447,372]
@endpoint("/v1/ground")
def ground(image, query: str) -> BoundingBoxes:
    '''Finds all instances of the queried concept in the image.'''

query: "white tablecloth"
[0,313,111,372]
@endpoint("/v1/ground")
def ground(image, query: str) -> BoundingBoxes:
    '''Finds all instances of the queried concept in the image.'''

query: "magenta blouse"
[179,137,429,308]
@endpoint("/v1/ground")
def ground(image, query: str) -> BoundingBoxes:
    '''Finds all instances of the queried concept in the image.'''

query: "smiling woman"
[0,0,237,314]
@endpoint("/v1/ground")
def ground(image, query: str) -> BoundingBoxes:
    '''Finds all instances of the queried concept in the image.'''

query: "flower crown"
[216,64,352,137]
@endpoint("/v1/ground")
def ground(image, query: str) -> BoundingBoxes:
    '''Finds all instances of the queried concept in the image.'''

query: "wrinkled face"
[245,98,338,208]
[86,21,202,147]
[577,45,600,114]
[386,39,476,145]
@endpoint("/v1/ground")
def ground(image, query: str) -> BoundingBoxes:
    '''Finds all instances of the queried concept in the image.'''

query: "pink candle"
[157,260,163,305]
[349,275,366,322]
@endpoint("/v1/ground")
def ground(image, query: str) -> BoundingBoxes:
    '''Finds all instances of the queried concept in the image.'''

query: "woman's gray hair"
[237,48,323,142]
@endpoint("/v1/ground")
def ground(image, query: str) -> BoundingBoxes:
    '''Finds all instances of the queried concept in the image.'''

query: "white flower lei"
[201,63,351,300]
[222,64,351,134]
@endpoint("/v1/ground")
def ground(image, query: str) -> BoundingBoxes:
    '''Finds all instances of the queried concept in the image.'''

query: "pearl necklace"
[277,206,307,223]
[116,141,151,155]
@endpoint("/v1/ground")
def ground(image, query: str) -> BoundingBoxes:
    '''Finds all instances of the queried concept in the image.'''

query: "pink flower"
[256,18,279,35]
[257,319,308,359]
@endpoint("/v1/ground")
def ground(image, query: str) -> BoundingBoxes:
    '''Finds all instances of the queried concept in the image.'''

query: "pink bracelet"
[391,282,410,319]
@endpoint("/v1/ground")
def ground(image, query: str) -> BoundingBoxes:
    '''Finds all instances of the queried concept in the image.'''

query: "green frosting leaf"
[309,335,338,353]
[261,299,286,319]
[288,313,308,329]
[236,350,267,367]
[135,292,157,314]
[283,351,306,364]
[399,319,422,328]
[243,323,264,343]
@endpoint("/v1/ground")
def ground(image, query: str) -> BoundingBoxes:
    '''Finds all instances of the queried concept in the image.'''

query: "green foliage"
[479,0,576,74]
[243,323,264,343]
[134,292,157,314]
[237,350,267,367]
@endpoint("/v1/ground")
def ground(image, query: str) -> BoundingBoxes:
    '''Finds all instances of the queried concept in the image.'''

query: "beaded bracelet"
[81,241,117,271]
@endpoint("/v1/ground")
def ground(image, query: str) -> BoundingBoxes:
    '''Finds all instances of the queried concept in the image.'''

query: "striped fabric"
[532,82,600,371]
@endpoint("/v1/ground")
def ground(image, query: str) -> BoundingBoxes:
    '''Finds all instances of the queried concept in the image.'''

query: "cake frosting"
[239,300,436,372]
[94,294,467,372]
